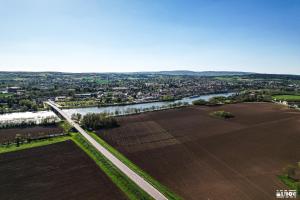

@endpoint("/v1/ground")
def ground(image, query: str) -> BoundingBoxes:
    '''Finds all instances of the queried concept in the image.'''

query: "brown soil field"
[0,140,127,200]
[0,125,64,143]
[99,103,300,200]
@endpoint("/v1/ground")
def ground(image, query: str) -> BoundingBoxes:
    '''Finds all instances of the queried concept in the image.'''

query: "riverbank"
[56,99,163,109]
[0,93,234,125]
[63,92,234,117]
[56,92,234,109]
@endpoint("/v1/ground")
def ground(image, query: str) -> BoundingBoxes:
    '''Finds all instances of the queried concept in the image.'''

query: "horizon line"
[1,69,300,76]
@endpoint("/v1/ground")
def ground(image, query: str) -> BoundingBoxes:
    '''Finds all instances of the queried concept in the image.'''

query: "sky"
[0,0,299,74]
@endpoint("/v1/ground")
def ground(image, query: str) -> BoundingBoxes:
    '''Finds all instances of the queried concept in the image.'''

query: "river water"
[0,111,60,126]
[0,93,233,124]
[63,92,234,117]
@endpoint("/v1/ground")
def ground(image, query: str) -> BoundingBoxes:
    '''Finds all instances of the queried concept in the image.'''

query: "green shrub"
[209,96,227,104]
[192,99,207,105]
[161,95,175,101]
[210,110,234,119]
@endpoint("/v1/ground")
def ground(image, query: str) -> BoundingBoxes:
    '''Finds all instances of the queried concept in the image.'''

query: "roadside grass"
[278,175,300,195]
[88,131,182,200]
[0,135,70,154]
[71,132,153,200]
[273,95,300,102]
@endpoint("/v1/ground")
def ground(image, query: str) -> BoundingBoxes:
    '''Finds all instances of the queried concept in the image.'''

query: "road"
[46,101,168,200]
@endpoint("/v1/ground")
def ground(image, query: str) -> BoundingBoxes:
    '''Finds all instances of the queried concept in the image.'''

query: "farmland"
[0,140,127,200]
[0,125,63,143]
[98,103,300,200]
[273,95,300,102]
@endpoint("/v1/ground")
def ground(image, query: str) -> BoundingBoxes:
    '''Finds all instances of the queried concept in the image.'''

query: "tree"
[192,99,207,105]
[114,110,120,116]
[208,96,227,105]
[71,113,82,122]
[283,165,296,178]
[61,121,72,133]
[15,134,21,147]
[81,113,118,130]
[41,116,58,126]
[19,99,38,111]
[27,133,32,143]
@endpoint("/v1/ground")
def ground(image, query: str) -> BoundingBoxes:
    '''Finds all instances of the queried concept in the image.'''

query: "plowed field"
[0,140,127,200]
[99,103,300,200]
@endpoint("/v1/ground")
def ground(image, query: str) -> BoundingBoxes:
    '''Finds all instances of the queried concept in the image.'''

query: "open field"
[273,95,300,102]
[98,103,300,200]
[87,131,180,200]
[0,93,12,97]
[0,140,127,200]
[0,125,64,143]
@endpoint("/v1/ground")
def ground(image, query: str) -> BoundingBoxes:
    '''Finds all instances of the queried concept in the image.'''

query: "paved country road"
[46,101,168,200]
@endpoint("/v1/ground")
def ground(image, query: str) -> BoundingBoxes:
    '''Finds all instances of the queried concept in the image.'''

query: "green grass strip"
[0,136,71,154]
[88,131,182,200]
[273,95,300,102]
[71,133,153,200]
[278,175,300,195]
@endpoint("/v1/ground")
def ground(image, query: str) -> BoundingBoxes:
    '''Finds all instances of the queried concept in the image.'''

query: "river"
[0,111,60,126]
[0,93,233,124]
[63,92,234,117]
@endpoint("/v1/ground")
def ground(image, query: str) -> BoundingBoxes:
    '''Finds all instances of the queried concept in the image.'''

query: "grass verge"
[0,136,70,154]
[88,131,182,200]
[278,175,300,195]
[71,132,153,200]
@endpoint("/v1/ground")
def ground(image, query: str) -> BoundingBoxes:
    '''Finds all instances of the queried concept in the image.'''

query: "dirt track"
[0,140,127,200]
[99,103,300,200]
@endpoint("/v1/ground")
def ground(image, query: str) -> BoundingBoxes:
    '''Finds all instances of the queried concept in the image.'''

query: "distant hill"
[0,70,254,77]
[146,70,254,76]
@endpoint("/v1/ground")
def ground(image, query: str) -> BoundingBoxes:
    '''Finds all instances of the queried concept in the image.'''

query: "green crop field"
[0,93,12,98]
[272,95,300,102]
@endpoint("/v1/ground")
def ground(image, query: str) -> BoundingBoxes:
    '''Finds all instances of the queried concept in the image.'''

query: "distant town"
[1,71,300,113]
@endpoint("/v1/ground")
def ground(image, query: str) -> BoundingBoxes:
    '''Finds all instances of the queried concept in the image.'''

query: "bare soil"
[0,140,127,200]
[99,103,300,200]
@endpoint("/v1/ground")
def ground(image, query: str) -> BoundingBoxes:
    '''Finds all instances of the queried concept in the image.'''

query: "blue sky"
[0,0,299,74]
